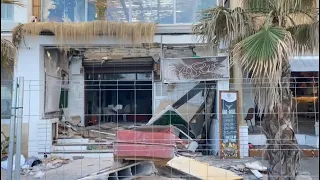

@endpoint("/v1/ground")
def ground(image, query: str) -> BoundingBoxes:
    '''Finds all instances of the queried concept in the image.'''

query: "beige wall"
[229,0,241,8]
[1,123,29,157]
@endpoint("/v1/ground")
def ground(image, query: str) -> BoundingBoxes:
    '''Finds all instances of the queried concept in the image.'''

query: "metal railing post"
[7,77,18,180]
[14,77,24,180]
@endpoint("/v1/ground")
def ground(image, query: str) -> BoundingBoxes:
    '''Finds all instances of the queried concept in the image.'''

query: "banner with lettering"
[219,91,240,159]
[161,56,229,83]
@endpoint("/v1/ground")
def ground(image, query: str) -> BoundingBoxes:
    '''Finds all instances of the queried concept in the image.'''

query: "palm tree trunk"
[263,63,300,180]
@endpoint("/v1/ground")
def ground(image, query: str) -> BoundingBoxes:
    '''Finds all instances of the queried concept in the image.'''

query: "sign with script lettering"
[161,56,229,83]
[219,91,240,159]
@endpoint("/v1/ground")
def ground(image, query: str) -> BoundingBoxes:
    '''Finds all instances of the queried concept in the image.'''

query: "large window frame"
[41,0,218,24]
[1,4,14,20]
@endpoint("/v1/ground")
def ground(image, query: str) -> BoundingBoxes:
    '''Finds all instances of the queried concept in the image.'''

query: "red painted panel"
[116,130,177,145]
[114,142,176,159]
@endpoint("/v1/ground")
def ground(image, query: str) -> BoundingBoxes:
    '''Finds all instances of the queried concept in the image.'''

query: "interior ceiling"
[71,45,196,62]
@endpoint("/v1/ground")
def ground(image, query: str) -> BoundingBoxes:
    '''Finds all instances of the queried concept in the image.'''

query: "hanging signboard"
[161,56,229,83]
[219,91,240,159]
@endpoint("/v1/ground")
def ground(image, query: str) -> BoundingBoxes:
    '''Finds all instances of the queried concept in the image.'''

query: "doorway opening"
[85,72,153,126]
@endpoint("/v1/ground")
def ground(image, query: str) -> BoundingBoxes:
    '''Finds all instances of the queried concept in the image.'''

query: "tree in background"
[193,0,318,179]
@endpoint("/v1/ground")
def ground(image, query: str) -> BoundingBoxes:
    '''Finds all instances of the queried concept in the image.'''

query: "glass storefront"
[42,0,217,23]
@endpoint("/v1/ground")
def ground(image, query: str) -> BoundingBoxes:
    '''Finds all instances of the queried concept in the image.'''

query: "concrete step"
[52,145,88,151]
[38,150,114,159]
[56,138,90,144]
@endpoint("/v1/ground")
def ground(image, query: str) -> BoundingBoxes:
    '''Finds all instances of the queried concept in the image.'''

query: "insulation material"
[167,156,243,180]
[45,49,62,113]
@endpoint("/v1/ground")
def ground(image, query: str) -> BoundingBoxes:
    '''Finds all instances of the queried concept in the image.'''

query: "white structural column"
[15,43,45,157]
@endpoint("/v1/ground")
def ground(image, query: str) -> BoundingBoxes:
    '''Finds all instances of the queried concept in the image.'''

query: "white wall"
[1,0,28,31]
[14,43,45,157]
[67,57,85,126]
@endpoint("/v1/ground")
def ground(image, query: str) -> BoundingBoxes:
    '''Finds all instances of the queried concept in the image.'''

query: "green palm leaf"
[193,6,254,46]
[232,25,293,116]
[287,20,319,54]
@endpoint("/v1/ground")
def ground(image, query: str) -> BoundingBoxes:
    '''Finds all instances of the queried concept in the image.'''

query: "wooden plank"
[32,0,41,18]
[167,156,243,180]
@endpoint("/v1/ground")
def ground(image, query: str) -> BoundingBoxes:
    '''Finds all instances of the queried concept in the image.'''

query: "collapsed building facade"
[1,0,318,161]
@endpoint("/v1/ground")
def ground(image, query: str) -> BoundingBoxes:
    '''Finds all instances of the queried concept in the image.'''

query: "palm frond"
[241,0,276,13]
[1,0,24,6]
[193,6,254,46]
[232,25,293,116]
[287,20,319,55]
[1,38,16,74]
[242,0,317,16]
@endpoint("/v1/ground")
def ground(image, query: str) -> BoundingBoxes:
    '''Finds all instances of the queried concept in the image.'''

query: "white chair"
[119,104,131,122]
[103,107,116,122]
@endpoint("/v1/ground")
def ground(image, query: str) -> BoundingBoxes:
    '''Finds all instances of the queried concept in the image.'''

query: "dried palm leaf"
[1,38,16,73]
[193,6,255,46]
[288,20,319,55]
[12,21,156,47]
[1,0,24,6]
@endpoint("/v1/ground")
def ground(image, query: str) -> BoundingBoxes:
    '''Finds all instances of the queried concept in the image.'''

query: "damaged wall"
[153,82,204,113]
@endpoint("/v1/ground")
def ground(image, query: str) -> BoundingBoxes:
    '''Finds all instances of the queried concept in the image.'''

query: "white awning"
[291,56,319,72]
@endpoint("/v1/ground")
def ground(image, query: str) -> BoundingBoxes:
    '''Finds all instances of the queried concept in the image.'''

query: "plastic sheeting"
[45,50,62,113]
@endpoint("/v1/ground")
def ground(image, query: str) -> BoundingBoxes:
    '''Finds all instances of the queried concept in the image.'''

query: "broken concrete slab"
[250,169,263,179]
[167,156,243,180]
[244,161,267,172]
[78,161,155,180]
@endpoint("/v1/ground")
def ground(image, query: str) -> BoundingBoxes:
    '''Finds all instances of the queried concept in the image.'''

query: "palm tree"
[193,0,318,179]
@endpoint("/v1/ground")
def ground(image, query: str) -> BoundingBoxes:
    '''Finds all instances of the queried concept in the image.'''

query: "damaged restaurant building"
[10,20,250,159]
[2,0,318,160]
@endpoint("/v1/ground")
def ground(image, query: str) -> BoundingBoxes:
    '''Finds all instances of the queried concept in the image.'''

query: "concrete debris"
[250,169,263,179]
[244,161,267,172]
[72,156,84,160]
[78,161,156,180]
[25,156,42,167]
[19,156,70,176]
[33,170,45,179]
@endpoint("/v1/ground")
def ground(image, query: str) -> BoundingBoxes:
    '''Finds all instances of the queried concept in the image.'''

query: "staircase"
[38,138,114,159]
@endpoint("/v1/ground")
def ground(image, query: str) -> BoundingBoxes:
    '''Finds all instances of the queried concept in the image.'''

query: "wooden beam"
[32,0,41,18]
